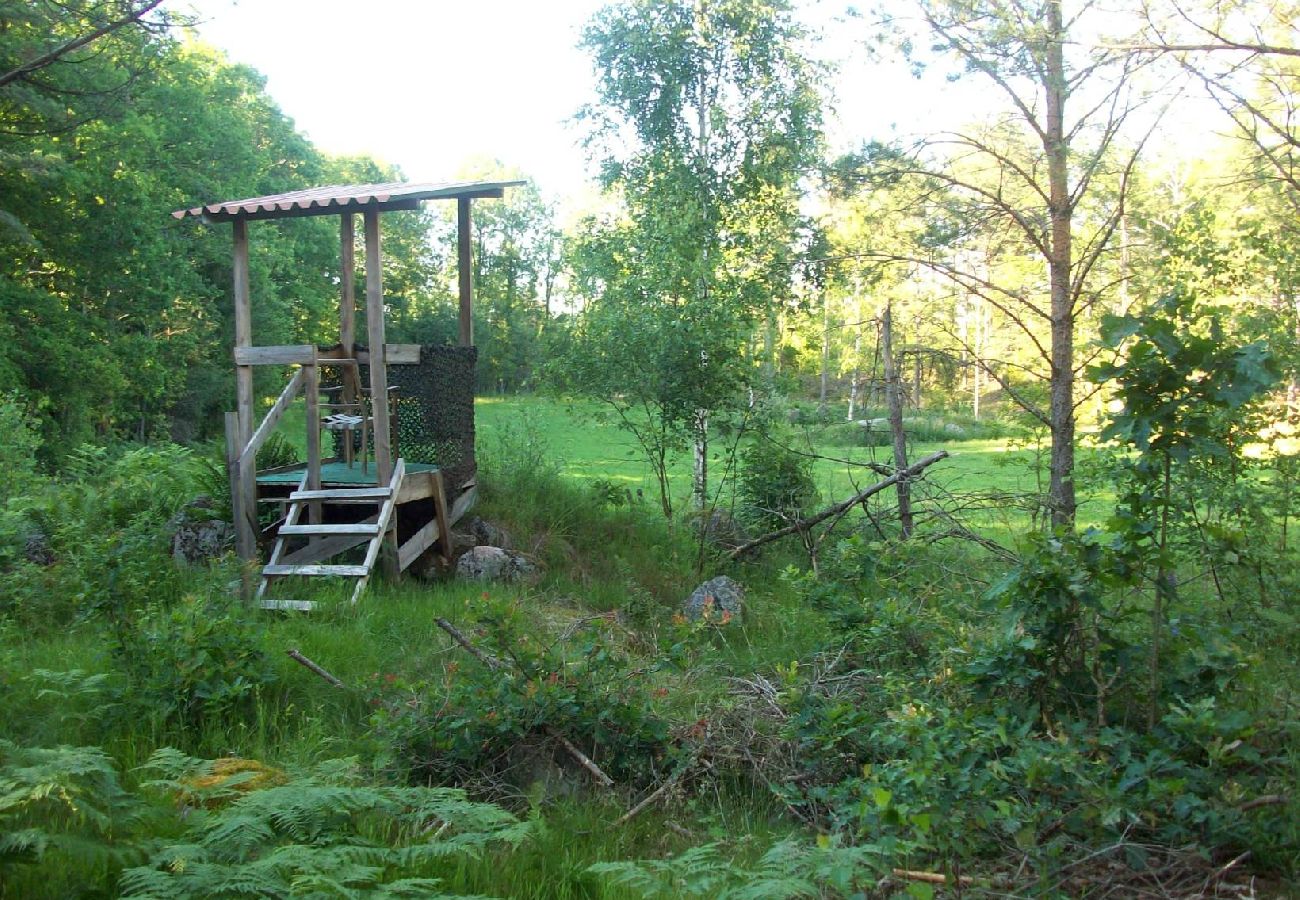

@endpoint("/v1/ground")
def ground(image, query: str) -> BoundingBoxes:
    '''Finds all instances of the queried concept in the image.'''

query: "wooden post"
[233,219,254,443]
[230,219,258,565]
[339,213,360,405]
[457,196,473,346]
[225,411,256,576]
[363,209,393,485]
[305,355,321,526]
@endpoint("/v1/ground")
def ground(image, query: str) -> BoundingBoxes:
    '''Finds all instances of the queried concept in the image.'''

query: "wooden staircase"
[257,459,405,610]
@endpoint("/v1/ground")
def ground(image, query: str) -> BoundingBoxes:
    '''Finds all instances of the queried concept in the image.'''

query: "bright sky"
[185,0,1227,209]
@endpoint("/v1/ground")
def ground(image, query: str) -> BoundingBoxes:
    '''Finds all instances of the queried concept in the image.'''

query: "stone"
[23,530,54,566]
[943,422,966,436]
[683,575,745,624]
[169,496,234,566]
[470,516,513,550]
[695,509,750,551]
[455,545,537,582]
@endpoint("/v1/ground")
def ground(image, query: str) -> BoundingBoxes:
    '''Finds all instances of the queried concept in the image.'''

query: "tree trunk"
[882,303,913,537]
[1045,0,1076,529]
[819,292,831,411]
[692,409,708,510]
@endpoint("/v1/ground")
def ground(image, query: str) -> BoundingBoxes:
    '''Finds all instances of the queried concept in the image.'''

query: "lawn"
[474,395,1110,538]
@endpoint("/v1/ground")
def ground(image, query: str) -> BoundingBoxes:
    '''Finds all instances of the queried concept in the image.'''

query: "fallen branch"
[728,451,950,559]
[613,753,700,827]
[286,648,346,689]
[1239,794,1287,812]
[435,615,616,790]
[547,727,614,788]
[891,868,975,887]
[435,617,504,671]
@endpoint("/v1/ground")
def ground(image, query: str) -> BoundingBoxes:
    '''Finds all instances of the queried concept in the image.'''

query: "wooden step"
[278,523,383,537]
[288,486,391,502]
[263,564,370,577]
[259,598,317,611]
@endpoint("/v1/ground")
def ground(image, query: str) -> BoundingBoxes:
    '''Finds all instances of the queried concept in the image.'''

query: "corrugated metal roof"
[172,180,524,222]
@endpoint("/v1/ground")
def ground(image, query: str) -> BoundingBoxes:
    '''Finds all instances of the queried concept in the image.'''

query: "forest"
[1,0,1298,897]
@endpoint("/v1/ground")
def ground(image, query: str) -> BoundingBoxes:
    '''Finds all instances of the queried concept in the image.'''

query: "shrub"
[113,592,276,730]
[372,603,669,792]
[738,434,819,532]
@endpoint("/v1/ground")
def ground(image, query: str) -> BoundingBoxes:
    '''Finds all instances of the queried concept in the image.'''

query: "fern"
[121,750,526,899]
[0,740,144,875]
[587,837,889,899]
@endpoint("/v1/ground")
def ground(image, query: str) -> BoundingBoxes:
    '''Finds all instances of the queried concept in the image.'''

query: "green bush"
[372,602,669,791]
[115,592,276,730]
[738,434,819,532]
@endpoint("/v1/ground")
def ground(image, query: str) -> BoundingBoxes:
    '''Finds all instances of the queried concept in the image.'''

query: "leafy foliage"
[121,751,528,900]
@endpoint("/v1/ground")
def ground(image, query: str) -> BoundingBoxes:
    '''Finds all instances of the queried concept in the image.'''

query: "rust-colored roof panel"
[172,180,524,222]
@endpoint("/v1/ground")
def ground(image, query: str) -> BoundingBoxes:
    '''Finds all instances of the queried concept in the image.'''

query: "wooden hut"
[172,180,521,608]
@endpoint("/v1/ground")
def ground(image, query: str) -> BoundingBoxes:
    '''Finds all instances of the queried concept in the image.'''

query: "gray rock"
[684,575,744,624]
[786,408,802,424]
[695,509,750,550]
[455,545,537,582]
[23,530,54,566]
[943,422,966,436]
[470,516,513,550]
[169,496,234,565]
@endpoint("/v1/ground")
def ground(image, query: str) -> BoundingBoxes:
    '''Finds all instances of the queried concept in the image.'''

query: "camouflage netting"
[321,345,477,494]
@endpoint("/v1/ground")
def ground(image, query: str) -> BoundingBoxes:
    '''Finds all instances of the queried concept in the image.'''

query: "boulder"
[943,422,966,436]
[470,516,514,550]
[23,529,54,567]
[684,575,745,624]
[695,509,750,551]
[456,545,537,582]
[169,496,233,565]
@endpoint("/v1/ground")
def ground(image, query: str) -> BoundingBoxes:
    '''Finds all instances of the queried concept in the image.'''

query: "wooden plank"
[448,484,478,527]
[233,345,315,366]
[374,343,420,364]
[457,196,473,346]
[233,343,419,368]
[280,513,378,566]
[431,469,452,562]
[233,219,254,442]
[313,345,417,365]
[289,486,391,501]
[259,599,317,611]
[393,468,448,571]
[257,471,308,601]
[239,368,304,470]
[279,523,382,537]
[362,458,403,583]
[263,564,370,577]
[395,470,436,504]
[398,518,441,571]
[364,208,393,483]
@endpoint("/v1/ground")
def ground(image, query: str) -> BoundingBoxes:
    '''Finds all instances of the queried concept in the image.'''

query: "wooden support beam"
[340,213,361,404]
[396,471,452,571]
[304,356,321,526]
[226,411,257,565]
[233,344,420,366]
[232,219,254,444]
[457,196,473,346]
[234,345,315,366]
[363,209,393,484]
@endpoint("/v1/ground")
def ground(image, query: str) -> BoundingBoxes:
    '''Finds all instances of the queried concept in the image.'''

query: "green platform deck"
[256,461,440,487]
